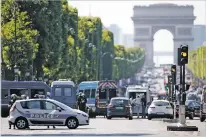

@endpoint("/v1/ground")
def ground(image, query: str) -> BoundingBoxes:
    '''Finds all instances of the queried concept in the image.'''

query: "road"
[1,117,206,136]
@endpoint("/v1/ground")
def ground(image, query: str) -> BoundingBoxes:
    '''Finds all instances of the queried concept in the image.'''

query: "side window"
[1,89,8,99]
[91,89,96,98]
[27,101,41,109]
[44,101,57,110]
[10,89,29,98]
[31,89,45,98]
[64,88,71,96]
[20,101,28,109]
[54,88,61,96]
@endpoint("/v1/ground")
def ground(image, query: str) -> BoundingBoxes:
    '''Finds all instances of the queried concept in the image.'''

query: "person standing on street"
[133,95,141,118]
[77,93,87,112]
[141,95,146,118]
[8,94,18,129]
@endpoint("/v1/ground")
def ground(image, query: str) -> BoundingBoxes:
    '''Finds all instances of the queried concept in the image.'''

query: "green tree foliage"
[112,45,145,80]
[1,0,39,80]
[1,0,145,83]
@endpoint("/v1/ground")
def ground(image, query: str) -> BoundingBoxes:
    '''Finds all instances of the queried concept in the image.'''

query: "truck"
[95,80,118,116]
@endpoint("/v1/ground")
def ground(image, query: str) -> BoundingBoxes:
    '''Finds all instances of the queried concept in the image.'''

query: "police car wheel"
[15,117,28,129]
[66,117,79,129]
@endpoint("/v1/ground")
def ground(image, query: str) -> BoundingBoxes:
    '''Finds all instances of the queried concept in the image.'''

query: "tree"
[1,0,39,80]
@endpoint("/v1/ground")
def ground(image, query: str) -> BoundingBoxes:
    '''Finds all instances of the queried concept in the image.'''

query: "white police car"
[9,99,89,129]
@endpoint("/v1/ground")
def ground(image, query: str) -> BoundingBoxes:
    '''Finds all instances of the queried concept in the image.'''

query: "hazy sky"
[69,0,206,64]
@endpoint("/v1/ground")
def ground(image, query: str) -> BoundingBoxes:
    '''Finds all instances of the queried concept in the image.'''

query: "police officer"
[8,94,18,129]
[77,93,87,112]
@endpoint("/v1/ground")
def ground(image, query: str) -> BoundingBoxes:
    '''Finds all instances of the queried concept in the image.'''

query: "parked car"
[9,99,89,129]
[106,97,133,120]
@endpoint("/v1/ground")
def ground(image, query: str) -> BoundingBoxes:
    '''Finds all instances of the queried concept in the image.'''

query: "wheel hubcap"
[68,119,76,128]
[17,120,26,128]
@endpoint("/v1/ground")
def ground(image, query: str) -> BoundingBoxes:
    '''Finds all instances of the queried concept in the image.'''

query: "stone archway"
[132,3,195,67]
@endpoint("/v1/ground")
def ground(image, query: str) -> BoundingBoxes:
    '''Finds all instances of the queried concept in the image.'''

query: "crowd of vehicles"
[2,66,206,130]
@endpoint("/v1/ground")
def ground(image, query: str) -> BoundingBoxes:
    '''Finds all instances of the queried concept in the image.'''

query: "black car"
[106,97,133,120]
[175,100,200,120]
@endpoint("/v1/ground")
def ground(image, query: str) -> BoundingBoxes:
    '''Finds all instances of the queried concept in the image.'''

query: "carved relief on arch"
[152,26,176,37]
[177,27,192,36]
[135,28,150,36]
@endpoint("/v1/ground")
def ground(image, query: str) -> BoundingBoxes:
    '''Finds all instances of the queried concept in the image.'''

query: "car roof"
[111,97,129,100]
[16,98,52,102]
[152,100,169,103]
[51,81,75,87]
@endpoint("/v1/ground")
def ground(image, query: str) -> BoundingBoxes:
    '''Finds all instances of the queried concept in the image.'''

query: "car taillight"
[10,105,16,112]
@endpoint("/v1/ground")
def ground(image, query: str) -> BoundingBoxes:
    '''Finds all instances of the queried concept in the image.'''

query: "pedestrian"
[8,94,18,129]
[133,95,141,118]
[141,95,146,118]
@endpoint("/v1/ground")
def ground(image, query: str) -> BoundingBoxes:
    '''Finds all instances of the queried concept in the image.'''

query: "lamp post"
[14,64,19,81]
[100,52,114,80]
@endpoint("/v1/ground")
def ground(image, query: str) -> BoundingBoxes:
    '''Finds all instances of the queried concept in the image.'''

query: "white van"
[125,85,151,116]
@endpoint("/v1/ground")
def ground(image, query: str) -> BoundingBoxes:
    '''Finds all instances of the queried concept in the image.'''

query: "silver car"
[106,97,133,120]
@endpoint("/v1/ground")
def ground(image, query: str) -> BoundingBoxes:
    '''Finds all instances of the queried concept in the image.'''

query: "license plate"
[116,107,123,109]
[157,112,164,115]
[100,104,105,108]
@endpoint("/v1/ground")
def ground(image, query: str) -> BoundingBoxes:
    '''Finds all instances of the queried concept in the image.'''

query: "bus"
[125,85,151,116]
[1,81,50,117]
[76,81,99,118]
[96,80,118,116]
[51,80,76,108]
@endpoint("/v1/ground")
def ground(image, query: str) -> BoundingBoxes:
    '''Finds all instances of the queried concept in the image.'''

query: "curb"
[163,119,178,123]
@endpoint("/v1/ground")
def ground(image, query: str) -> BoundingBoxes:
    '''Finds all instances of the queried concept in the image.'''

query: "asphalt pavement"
[1,117,206,136]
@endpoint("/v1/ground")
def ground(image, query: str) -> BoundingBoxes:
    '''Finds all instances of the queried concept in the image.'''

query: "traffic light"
[171,65,176,84]
[171,65,176,74]
[180,45,188,64]
[165,83,169,91]
[168,75,172,84]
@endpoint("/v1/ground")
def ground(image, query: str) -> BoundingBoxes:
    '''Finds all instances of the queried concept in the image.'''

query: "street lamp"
[14,64,19,81]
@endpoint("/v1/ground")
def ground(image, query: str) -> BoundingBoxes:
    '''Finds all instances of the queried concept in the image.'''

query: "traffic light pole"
[167,45,198,131]
[178,64,186,127]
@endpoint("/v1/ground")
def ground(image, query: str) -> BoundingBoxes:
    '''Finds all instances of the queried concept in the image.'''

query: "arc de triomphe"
[132,4,195,67]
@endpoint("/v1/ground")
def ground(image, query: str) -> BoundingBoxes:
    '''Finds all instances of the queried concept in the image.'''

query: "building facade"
[122,34,134,47]
[107,24,123,45]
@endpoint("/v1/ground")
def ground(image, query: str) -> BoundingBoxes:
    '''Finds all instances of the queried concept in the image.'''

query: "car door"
[41,100,65,125]
[22,100,44,125]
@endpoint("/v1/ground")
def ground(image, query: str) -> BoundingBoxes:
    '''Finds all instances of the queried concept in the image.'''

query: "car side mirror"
[56,107,62,112]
